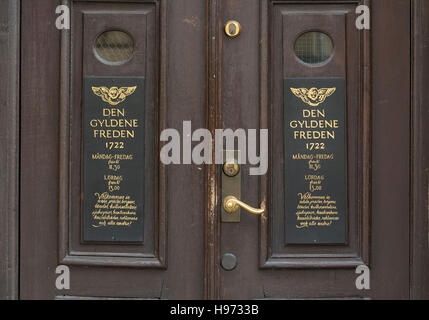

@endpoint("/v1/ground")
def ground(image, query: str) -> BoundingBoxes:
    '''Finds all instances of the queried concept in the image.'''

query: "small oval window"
[294,32,333,65]
[94,30,134,64]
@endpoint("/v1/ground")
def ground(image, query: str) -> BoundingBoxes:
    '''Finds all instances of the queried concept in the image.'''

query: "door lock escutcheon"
[223,160,240,177]
[224,20,242,38]
[221,151,265,222]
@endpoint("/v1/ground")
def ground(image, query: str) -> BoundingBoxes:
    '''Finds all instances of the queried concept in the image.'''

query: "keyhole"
[229,24,236,36]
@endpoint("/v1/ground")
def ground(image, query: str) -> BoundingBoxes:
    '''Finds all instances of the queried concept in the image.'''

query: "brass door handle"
[223,196,265,215]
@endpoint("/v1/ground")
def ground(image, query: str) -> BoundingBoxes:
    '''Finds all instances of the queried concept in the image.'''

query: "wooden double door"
[19,0,413,299]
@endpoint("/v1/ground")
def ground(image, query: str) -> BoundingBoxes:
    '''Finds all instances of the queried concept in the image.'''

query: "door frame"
[0,0,428,299]
[0,0,20,300]
[411,0,429,299]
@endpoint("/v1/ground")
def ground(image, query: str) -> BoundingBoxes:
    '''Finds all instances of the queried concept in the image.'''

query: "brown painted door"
[212,1,410,299]
[214,0,410,299]
[21,0,207,299]
[20,0,410,299]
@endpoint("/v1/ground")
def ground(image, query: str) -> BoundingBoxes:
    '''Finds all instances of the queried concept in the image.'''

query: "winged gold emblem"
[91,86,137,106]
[290,87,336,107]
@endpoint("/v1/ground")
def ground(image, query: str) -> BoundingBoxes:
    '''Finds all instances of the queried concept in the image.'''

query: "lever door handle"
[223,196,265,215]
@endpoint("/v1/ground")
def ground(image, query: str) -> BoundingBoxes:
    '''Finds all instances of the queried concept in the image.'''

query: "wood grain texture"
[370,0,410,299]
[0,0,20,300]
[20,0,61,299]
[411,0,429,299]
[205,0,222,300]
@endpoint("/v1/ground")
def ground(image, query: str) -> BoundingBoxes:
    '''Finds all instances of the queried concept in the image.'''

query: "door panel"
[21,0,207,299]
[64,1,162,264]
[267,2,365,264]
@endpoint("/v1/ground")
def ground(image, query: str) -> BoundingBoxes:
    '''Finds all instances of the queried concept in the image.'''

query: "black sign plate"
[83,76,145,243]
[284,78,347,244]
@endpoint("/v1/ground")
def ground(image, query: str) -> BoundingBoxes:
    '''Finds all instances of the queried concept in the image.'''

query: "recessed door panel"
[263,2,367,268]
[62,2,163,266]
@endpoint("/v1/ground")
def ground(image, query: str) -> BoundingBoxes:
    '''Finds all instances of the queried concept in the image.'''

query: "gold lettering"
[103,108,125,117]
[289,120,339,129]
[302,109,325,118]
[93,129,135,138]
[293,130,335,140]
